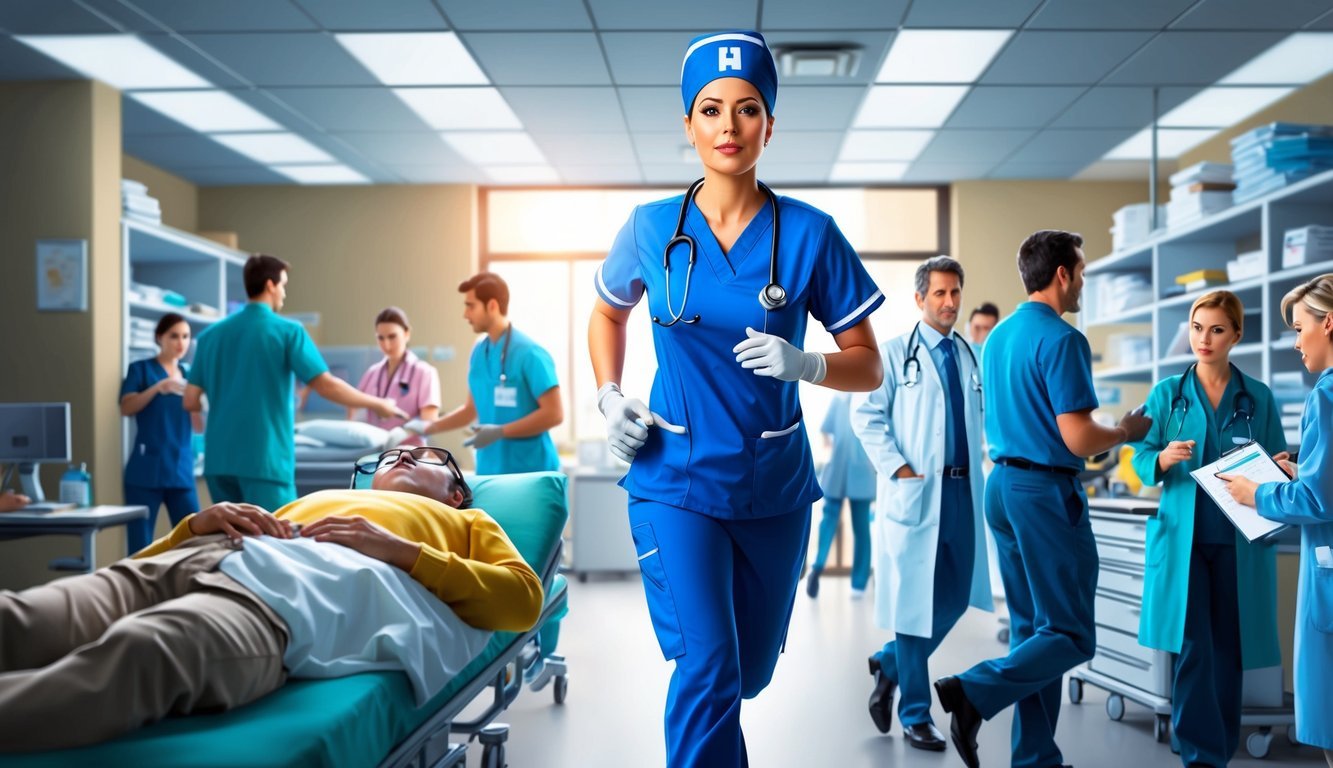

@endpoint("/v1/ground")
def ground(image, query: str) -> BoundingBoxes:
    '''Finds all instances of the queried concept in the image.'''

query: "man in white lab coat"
[852,256,992,751]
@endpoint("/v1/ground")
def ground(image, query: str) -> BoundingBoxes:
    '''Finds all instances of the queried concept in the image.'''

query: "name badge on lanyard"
[494,382,518,408]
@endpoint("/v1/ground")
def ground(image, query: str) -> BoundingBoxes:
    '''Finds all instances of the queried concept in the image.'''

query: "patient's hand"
[0,491,31,513]
[301,515,422,571]
[189,502,294,542]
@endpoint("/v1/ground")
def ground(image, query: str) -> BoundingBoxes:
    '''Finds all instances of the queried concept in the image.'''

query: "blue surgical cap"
[680,31,778,116]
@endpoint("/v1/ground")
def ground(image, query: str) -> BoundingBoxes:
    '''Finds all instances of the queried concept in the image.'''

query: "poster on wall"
[35,238,88,312]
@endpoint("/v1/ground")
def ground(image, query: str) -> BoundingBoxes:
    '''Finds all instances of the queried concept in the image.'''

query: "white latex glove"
[464,424,504,450]
[384,427,410,449]
[598,383,653,463]
[732,327,827,384]
[402,418,429,435]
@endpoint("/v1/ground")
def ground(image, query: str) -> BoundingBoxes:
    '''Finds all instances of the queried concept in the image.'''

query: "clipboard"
[1188,441,1289,543]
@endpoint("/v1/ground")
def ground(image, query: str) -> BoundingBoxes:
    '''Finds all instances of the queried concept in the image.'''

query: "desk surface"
[1089,497,1160,516]
[0,505,147,528]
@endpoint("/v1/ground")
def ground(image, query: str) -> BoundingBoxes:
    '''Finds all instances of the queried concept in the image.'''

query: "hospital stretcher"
[4,471,571,768]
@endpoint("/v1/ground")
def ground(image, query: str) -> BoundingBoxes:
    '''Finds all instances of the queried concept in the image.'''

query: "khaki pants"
[0,536,288,752]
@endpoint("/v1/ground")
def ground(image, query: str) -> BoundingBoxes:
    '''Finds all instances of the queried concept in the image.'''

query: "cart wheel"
[1286,724,1299,746]
[482,743,506,768]
[997,627,1010,644]
[1067,677,1083,704]
[1247,729,1273,759]
[578,572,588,583]
[553,674,568,705]
[1154,714,1169,743]
[1106,694,1125,721]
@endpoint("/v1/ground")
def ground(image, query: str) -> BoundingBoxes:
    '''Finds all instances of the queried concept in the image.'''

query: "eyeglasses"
[353,447,471,504]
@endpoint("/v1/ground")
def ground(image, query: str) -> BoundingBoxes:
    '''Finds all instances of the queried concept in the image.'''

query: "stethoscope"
[486,325,513,385]
[652,178,786,327]
[902,323,982,393]
[1167,362,1255,445]
[377,355,413,398]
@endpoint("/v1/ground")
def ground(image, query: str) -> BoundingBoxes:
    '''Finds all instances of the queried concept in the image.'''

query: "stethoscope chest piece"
[759,282,787,311]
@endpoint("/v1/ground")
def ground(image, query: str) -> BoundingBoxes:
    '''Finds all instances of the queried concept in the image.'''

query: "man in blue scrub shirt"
[411,272,562,475]
[933,231,1151,768]
[185,254,405,511]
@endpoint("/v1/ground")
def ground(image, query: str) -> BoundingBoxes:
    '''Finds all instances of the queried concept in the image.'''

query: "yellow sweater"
[137,489,544,632]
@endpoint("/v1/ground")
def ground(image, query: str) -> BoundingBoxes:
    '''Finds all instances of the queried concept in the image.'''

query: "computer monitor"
[0,402,71,503]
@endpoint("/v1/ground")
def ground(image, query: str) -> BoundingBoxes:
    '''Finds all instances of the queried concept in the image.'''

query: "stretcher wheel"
[578,572,588,583]
[997,627,1010,644]
[1154,714,1169,743]
[1247,728,1273,759]
[481,743,506,768]
[1067,678,1083,704]
[553,674,568,705]
[1286,724,1299,746]
[1105,694,1125,721]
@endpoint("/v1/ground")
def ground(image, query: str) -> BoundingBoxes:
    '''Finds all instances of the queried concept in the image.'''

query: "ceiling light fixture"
[875,30,1012,83]
[14,34,209,90]
[335,32,489,86]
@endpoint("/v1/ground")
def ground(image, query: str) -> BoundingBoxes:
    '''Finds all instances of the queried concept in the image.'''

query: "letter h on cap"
[718,46,742,72]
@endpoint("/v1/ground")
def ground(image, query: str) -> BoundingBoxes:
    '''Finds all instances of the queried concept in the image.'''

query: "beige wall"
[1179,71,1333,169]
[197,185,480,464]
[122,154,198,233]
[0,80,124,587]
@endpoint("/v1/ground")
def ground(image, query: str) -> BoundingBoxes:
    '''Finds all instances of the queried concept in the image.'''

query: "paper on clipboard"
[1189,441,1289,543]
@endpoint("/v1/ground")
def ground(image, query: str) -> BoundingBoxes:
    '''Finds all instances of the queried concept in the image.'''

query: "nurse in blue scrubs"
[807,392,875,599]
[588,31,884,767]
[1222,274,1333,765]
[119,313,200,553]
[1131,291,1284,768]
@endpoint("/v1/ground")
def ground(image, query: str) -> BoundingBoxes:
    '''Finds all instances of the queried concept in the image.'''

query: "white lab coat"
[851,328,993,638]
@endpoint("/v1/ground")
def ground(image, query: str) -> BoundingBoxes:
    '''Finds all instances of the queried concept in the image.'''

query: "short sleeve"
[1043,332,1099,416]
[422,364,442,409]
[186,333,209,388]
[809,217,883,334]
[594,207,644,309]
[523,346,560,399]
[288,325,330,384]
[120,361,145,399]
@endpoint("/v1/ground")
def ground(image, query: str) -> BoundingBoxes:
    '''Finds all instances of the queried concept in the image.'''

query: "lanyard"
[487,325,513,384]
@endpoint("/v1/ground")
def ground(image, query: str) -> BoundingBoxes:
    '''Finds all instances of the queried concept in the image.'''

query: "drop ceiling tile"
[904,0,1043,28]
[113,0,319,32]
[503,87,627,133]
[777,87,868,131]
[762,0,907,30]
[915,129,1036,164]
[944,87,1084,129]
[435,0,592,31]
[183,33,378,87]
[555,165,645,184]
[0,35,82,80]
[121,95,195,135]
[0,0,117,33]
[981,31,1153,85]
[587,0,756,30]
[617,87,684,132]
[465,33,611,85]
[764,131,844,165]
[1003,128,1135,164]
[631,132,693,165]
[1104,31,1288,85]
[1170,0,1333,30]
[601,32,692,86]
[758,164,836,184]
[1027,0,1197,30]
[640,162,703,184]
[761,31,895,86]
[123,134,259,168]
[137,34,249,88]
[532,132,638,166]
[267,87,431,131]
[1308,9,1333,29]
[987,161,1091,179]
[331,132,465,165]
[385,164,480,183]
[901,161,1000,181]
[296,0,447,31]
[168,166,293,185]
[1049,86,1200,128]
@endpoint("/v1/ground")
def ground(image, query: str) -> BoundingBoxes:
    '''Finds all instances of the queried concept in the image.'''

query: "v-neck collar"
[684,194,774,283]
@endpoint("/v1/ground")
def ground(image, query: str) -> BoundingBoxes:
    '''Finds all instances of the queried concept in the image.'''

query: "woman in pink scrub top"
[352,307,440,446]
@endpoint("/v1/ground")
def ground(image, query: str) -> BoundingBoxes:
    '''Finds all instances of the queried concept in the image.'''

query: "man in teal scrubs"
[413,272,562,475]
[185,254,405,511]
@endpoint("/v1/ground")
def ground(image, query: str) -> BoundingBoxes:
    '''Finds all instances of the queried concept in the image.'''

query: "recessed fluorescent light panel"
[336,32,489,86]
[442,133,545,165]
[211,133,334,164]
[829,162,909,182]
[853,86,968,128]
[839,130,934,162]
[129,91,280,132]
[876,30,1012,83]
[484,165,560,184]
[1220,33,1333,85]
[393,88,522,130]
[1160,87,1294,127]
[1103,128,1219,160]
[272,165,369,184]
[14,34,209,90]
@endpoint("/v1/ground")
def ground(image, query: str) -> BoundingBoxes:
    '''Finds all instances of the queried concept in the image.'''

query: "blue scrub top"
[120,359,195,489]
[188,303,329,483]
[983,301,1099,471]
[467,326,560,475]
[596,190,884,519]
[1193,374,1247,545]
[819,393,876,501]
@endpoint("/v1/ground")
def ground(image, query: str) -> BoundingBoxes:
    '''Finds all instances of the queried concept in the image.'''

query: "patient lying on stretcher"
[0,445,543,753]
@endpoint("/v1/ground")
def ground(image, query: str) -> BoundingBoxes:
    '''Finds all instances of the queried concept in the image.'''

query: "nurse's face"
[1189,306,1240,365]
[1291,303,1333,372]
[269,270,288,311]
[915,270,962,334]
[376,322,409,360]
[1061,249,1086,313]
[968,313,996,345]
[683,78,774,177]
[157,321,191,361]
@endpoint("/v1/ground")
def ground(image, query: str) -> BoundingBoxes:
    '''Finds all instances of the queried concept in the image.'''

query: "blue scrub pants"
[204,476,297,513]
[876,476,975,726]
[1173,541,1242,767]
[628,498,810,768]
[811,497,872,590]
[957,464,1098,768]
[123,484,199,554]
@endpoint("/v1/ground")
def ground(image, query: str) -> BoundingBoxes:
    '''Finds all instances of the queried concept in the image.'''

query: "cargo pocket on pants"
[632,522,686,660]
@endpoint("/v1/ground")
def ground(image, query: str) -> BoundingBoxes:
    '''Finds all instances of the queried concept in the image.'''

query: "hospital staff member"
[351,307,440,447]
[411,273,562,474]
[1221,273,1333,765]
[967,302,1000,358]
[589,31,883,767]
[853,256,992,752]
[1130,291,1283,768]
[806,392,874,600]
[933,230,1150,768]
[185,254,405,511]
[120,313,203,553]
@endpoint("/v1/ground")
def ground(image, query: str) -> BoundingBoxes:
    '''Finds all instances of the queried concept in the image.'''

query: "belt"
[998,458,1079,477]
[942,466,969,478]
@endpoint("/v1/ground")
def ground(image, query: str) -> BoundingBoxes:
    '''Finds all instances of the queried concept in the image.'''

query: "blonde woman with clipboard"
[1221,274,1333,765]
[1130,290,1286,768]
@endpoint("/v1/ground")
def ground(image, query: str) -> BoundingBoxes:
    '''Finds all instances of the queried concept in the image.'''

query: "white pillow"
[295,419,389,449]
[293,433,327,448]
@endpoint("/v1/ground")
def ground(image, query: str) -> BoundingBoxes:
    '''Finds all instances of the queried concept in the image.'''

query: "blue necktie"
[938,337,970,468]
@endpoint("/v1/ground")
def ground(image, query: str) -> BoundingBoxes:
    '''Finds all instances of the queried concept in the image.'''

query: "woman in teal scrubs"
[1131,291,1284,767]
[119,313,200,553]
[1222,274,1333,765]
[807,392,874,598]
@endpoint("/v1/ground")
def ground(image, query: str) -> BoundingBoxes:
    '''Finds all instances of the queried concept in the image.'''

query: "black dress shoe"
[867,655,896,734]
[903,722,947,751]
[806,567,821,598]
[934,676,982,768]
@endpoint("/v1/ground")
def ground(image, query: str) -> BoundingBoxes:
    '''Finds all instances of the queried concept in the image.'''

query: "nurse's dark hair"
[1281,273,1333,331]
[970,302,1000,321]
[914,256,965,298]
[1017,230,1084,294]
[154,312,188,341]
[243,253,291,298]
[375,306,411,332]
[458,272,509,315]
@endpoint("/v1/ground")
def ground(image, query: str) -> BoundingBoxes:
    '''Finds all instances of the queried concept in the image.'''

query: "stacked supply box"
[1283,225,1333,269]
[1166,162,1233,229]
[1110,203,1164,252]
[1226,249,1266,282]
[122,179,162,225]
[1231,123,1333,204]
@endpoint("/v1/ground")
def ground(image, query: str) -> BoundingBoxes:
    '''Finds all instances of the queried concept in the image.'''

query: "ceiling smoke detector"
[774,45,862,79]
